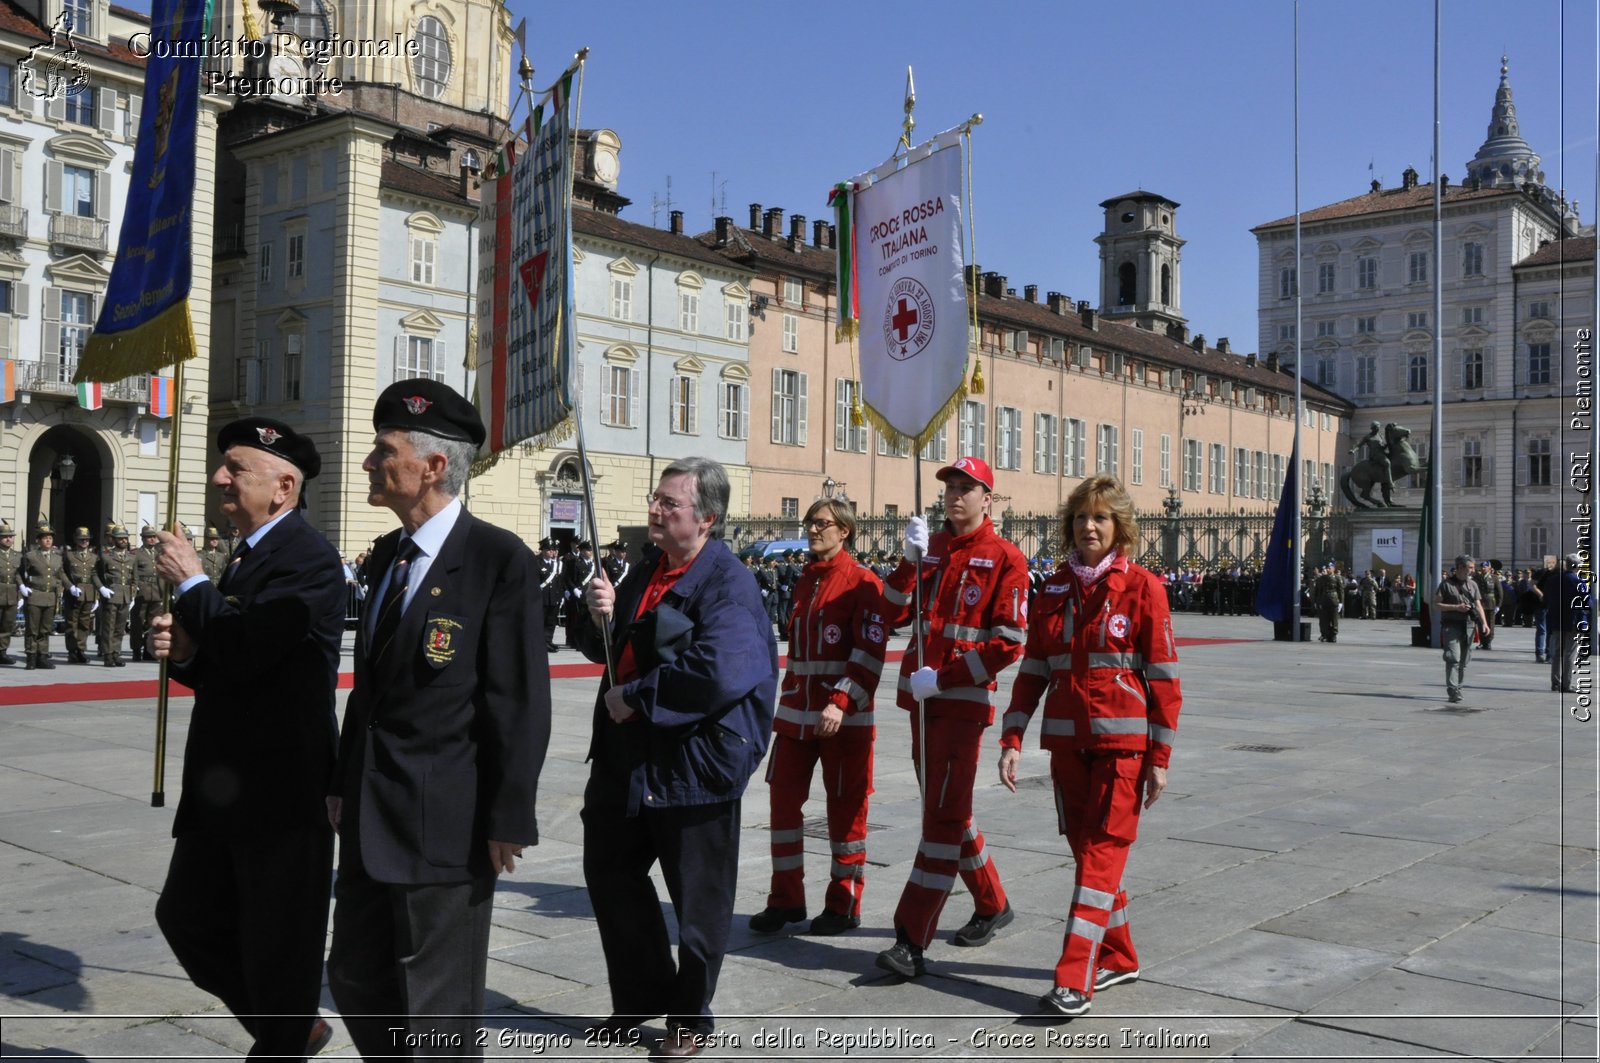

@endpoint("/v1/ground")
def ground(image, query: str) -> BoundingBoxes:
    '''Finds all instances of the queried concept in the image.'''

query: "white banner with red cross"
[850,130,968,445]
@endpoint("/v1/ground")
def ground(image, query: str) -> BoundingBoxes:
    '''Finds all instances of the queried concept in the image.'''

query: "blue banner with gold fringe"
[73,0,207,383]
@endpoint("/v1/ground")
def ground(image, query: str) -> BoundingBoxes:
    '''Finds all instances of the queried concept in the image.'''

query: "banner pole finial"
[900,66,916,151]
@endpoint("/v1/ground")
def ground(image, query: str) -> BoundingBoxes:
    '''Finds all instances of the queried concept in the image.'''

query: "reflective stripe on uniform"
[883,585,910,606]
[964,649,990,685]
[1041,718,1076,737]
[1089,651,1144,670]
[835,677,869,709]
[918,839,962,861]
[1002,710,1031,732]
[1144,661,1180,680]
[908,868,956,893]
[896,677,992,703]
[1149,724,1177,747]
[946,623,992,642]
[1047,653,1073,671]
[1067,915,1105,945]
[789,660,847,676]
[1019,657,1050,677]
[1106,906,1129,929]
[831,839,866,855]
[995,625,1026,643]
[830,861,864,880]
[848,649,885,676]
[771,854,804,871]
[1090,716,1147,735]
[769,828,804,844]
[958,848,991,871]
[775,705,820,728]
[1073,884,1117,910]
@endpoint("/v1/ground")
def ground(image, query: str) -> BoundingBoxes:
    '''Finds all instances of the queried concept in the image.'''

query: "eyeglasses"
[804,519,838,532]
[644,492,689,513]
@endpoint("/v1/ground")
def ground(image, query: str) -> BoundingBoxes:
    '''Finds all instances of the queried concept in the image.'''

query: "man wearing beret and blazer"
[148,416,346,1059]
[327,378,552,1059]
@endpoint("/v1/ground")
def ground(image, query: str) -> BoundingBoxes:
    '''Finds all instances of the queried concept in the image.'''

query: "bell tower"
[1095,191,1186,334]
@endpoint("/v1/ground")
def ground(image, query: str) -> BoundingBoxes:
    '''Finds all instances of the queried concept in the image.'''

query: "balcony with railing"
[48,214,108,254]
[0,204,27,239]
[12,357,150,403]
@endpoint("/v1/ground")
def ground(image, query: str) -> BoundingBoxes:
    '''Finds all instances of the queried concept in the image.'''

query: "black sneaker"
[875,938,925,978]
[1093,966,1140,992]
[1038,986,1092,1017]
[808,910,860,936]
[951,901,1014,947]
[748,906,806,933]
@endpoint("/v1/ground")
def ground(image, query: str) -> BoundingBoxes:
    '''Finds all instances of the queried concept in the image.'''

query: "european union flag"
[1255,444,1299,623]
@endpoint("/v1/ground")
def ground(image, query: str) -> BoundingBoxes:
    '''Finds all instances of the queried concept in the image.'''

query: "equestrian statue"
[1341,420,1424,508]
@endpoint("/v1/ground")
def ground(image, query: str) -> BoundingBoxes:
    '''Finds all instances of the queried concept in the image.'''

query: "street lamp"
[1162,484,1183,517]
[57,454,76,486]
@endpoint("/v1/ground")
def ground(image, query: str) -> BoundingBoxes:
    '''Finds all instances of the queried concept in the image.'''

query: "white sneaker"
[1038,986,1091,1017]
[1093,966,1140,992]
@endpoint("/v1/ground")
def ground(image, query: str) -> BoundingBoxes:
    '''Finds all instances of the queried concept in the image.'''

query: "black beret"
[374,378,486,448]
[217,417,321,479]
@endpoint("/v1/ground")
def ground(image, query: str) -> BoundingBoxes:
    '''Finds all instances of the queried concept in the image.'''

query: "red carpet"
[0,637,1248,706]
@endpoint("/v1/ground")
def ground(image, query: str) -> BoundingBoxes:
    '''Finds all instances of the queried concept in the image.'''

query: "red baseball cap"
[936,456,995,492]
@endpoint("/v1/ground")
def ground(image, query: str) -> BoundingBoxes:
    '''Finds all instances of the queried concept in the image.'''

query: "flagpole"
[555,51,614,684]
[1290,0,1304,641]
[1429,0,1444,647]
[899,69,930,802]
[151,358,183,807]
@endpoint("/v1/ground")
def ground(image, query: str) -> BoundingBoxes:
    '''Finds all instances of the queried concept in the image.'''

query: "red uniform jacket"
[1001,554,1182,768]
[881,516,1029,725]
[774,550,888,740]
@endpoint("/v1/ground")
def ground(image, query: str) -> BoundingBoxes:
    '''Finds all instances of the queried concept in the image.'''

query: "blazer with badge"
[577,538,778,817]
[167,509,346,838]
[334,508,552,885]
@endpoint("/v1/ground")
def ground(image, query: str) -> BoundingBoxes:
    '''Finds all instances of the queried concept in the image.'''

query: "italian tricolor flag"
[76,380,102,410]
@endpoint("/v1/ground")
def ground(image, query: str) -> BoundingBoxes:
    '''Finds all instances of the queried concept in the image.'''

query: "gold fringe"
[834,319,859,343]
[850,393,865,428]
[969,358,985,395]
[466,415,575,481]
[75,301,196,383]
[861,382,968,453]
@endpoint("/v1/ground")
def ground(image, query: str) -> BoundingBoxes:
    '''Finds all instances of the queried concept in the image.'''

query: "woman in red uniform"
[999,475,1182,1018]
[749,498,888,936]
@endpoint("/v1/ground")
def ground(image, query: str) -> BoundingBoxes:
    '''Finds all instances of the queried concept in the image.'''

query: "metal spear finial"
[902,66,916,148]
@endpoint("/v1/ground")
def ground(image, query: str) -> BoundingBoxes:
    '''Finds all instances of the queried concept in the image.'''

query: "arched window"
[1117,262,1136,306]
[412,16,451,99]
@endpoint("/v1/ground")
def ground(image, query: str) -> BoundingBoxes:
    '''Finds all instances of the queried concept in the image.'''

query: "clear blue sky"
[508,0,1596,354]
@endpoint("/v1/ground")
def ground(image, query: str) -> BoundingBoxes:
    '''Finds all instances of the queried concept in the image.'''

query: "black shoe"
[0,652,12,664]
[37,655,54,670]
[809,910,860,936]
[952,901,1014,947]
[25,656,36,670]
[307,1017,333,1056]
[103,658,115,667]
[1038,986,1092,1017]
[113,656,126,667]
[748,906,806,933]
[875,936,925,978]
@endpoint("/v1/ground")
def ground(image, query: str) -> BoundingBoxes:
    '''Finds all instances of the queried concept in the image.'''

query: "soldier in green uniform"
[1358,570,1379,620]
[1472,561,1501,649]
[198,527,228,583]
[1313,561,1343,643]
[95,525,136,667]
[62,527,99,663]
[0,522,19,664]
[19,523,66,669]
[130,526,164,661]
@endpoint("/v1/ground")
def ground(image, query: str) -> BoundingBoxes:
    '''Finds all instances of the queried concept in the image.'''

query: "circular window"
[412,15,451,99]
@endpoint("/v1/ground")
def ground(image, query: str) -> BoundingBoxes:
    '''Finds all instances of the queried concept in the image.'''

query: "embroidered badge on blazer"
[422,615,464,666]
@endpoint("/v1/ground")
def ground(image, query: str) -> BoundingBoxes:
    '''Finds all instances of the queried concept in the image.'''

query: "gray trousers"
[1551,627,1583,691]
[1441,624,1472,696]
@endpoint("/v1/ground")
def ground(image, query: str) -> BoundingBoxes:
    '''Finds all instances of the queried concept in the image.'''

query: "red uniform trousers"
[894,715,1008,948]
[1051,748,1142,994]
[764,729,874,917]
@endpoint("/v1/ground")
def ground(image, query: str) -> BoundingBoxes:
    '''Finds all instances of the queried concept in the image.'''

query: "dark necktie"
[368,538,420,664]
[219,542,251,591]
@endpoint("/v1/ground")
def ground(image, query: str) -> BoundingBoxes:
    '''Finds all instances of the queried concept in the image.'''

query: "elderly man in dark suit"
[580,456,778,1060]
[327,378,552,1060]
[148,416,345,1059]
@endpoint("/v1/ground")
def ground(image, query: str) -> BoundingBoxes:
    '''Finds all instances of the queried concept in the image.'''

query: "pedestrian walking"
[147,416,344,1059]
[875,456,1028,979]
[1000,474,1182,1018]
[1433,555,1489,703]
[751,497,887,938]
[327,380,552,1059]
[1546,553,1590,693]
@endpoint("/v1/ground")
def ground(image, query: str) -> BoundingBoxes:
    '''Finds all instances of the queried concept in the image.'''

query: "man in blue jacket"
[1547,552,1591,693]
[579,456,778,1060]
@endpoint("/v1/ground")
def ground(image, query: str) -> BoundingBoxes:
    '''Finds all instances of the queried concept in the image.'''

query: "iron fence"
[727,508,1350,571]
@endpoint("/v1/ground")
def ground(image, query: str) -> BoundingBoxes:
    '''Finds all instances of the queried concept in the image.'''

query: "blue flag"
[1255,444,1299,622]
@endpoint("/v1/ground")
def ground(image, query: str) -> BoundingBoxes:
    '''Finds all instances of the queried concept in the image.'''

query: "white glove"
[18,584,30,598]
[902,516,929,563]
[69,585,81,598]
[98,586,113,600]
[909,665,941,701]
[90,601,99,615]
